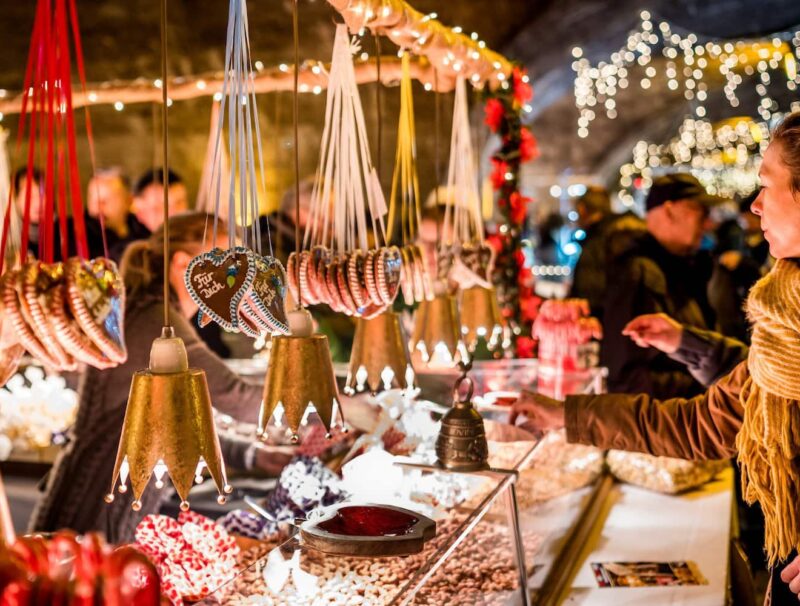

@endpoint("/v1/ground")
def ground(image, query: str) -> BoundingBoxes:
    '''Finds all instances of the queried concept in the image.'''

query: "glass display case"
[200,436,549,605]
[201,357,610,606]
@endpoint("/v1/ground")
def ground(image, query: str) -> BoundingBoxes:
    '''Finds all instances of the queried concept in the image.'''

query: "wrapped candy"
[263,456,346,521]
[134,511,239,605]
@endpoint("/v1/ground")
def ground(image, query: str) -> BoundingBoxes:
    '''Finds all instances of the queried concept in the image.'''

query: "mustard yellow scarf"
[736,259,800,566]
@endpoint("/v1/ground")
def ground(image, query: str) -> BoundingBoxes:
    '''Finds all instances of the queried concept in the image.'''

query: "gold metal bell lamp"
[460,285,503,351]
[106,1,231,512]
[410,292,467,368]
[258,309,342,442]
[435,363,489,472]
[345,310,415,395]
[105,328,231,511]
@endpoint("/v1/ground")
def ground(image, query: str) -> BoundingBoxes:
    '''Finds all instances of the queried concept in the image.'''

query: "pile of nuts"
[215,514,541,606]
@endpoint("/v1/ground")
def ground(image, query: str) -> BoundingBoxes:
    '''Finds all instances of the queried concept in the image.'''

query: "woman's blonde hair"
[773,111,800,194]
[120,212,224,301]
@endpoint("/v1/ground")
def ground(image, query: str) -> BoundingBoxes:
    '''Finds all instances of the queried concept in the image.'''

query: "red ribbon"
[1,0,94,271]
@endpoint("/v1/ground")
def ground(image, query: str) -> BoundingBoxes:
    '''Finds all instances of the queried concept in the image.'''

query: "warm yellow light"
[785,52,798,81]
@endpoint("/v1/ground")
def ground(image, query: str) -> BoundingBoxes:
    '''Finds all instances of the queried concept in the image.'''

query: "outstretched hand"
[780,553,800,596]
[508,390,565,435]
[622,313,683,354]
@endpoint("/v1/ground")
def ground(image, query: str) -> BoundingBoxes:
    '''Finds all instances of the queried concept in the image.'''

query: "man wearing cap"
[600,173,725,399]
[569,186,645,322]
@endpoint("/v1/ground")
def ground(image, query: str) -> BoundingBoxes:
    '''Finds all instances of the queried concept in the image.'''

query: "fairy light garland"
[573,11,800,137]
[615,111,800,207]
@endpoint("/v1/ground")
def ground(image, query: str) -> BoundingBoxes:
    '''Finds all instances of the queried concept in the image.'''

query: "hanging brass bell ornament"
[345,310,415,395]
[106,328,232,511]
[435,363,489,472]
[460,285,503,352]
[258,308,343,443]
[409,292,468,369]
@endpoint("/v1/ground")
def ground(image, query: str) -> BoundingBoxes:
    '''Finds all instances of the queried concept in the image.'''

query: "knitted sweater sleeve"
[564,361,747,460]
[169,310,263,425]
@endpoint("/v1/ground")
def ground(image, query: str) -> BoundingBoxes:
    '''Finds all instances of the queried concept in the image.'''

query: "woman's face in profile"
[752,142,800,259]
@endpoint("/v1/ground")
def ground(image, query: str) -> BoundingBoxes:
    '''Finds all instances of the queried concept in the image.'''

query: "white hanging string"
[306,25,386,257]
[441,76,483,259]
[197,102,231,220]
[209,0,269,255]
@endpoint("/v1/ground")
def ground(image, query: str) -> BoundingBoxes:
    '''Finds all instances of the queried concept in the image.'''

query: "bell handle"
[453,374,474,404]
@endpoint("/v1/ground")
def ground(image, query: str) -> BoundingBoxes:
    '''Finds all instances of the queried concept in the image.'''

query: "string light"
[617,115,782,205]
[573,13,796,135]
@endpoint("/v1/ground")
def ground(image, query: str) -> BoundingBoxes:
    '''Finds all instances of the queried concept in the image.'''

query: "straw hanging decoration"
[288,24,402,319]
[387,52,433,306]
[0,0,127,376]
[409,72,469,368]
[183,0,288,339]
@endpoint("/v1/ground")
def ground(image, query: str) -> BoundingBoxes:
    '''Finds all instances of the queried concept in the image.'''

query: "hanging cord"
[160,0,170,328]
[375,34,382,179]
[292,0,302,309]
[434,68,441,244]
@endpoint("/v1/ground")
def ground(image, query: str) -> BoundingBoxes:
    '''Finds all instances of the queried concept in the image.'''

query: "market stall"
[0,0,758,603]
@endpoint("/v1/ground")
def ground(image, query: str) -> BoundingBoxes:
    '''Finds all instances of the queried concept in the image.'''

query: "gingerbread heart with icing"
[247,255,289,335]
[23,262,76,371]
[375,247,403,306]
[185,247,255,332]
[65,257,127,364]
[49,274,115,369]
[3,269,60,368]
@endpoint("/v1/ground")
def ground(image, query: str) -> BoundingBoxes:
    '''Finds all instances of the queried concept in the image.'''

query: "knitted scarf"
[736,259,800,566]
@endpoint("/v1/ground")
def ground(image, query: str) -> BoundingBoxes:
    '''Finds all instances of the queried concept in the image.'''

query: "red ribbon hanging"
[1,0,95,272]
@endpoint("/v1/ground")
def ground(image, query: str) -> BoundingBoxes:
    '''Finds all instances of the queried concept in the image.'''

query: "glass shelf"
[200,440,541,605]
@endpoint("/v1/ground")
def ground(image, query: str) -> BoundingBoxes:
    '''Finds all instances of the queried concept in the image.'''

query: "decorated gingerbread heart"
[376,246,403,306]
[185,247,255,332]
[49,275,114,369]
[246,254,289,335]
[23,262,76,371]
[2,269,60,368]
[65,257,127,364]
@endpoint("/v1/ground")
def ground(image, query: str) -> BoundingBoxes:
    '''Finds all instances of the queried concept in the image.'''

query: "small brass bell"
[435,362,489,472]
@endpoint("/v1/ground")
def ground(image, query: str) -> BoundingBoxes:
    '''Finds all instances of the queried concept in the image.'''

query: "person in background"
[86,168,150,262]
[258,177,315,265]
[131,168,189,232]
[568,186,645,321]
[29,213,291,544]
[12,167,42,259]
[261,179,354,362]
[600,173,723,399]
[509,112,800,604]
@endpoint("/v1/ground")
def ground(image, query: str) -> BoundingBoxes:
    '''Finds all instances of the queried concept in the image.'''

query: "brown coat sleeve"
[564,361,747,460]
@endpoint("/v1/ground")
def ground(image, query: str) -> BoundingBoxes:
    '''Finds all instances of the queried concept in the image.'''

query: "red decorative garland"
[483,67,540,358]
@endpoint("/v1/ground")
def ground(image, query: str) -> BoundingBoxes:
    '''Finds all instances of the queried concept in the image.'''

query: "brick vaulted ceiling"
[0,1,798,208]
